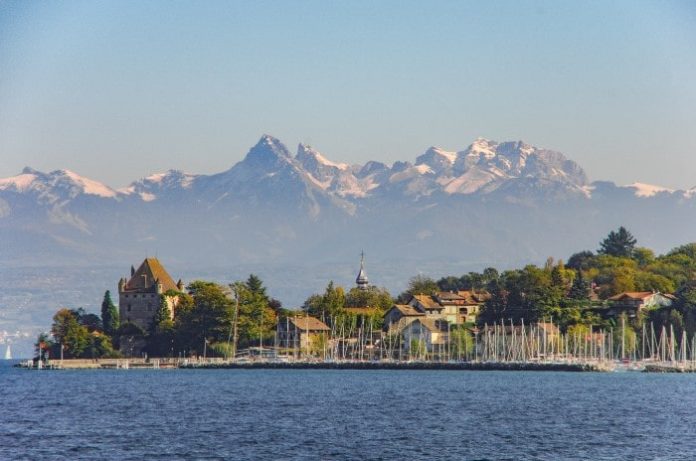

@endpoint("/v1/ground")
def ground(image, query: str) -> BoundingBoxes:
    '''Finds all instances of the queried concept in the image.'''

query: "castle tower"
[117,257,182,331]
[355,251,369,290]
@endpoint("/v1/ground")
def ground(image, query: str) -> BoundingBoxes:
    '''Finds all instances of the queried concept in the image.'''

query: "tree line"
[37,274,283,359]
[36,227,696,359]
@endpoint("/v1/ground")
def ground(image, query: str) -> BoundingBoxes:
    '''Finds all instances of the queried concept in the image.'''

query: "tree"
[239,275,277,347]
[147,295,175,356]
[303,281,345,319]
[101,290,119,335]
[599,226,637,258]
[34,332,54,360]
[569,270,591,301]
[477,278,510,326]
[633,247,656,267]
[567,251,595,271]
[674,279,696,338]
[398,275,438,302]
[246,274,267,297]
[175,281,234,354]
[150,295,172,334]
[51,308,90,358]
[345,286,393,311]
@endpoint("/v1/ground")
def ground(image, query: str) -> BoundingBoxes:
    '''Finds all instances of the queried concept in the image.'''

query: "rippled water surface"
[2,361,696,460]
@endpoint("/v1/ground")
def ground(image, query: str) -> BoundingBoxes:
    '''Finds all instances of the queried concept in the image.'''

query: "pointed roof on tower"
[356,251,369,290]
[124,258,179,292]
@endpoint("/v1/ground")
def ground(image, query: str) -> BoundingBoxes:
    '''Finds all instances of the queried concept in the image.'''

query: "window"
[127,304,131,312]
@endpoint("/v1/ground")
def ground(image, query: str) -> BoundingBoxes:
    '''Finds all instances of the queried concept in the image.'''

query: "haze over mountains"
[1,134,695,355]
[1,134,694,265]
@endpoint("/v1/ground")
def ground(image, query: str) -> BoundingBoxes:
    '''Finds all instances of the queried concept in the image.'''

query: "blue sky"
[1,1,695,188]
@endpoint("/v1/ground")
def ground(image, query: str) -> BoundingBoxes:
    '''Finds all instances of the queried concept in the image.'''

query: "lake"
[2,361,695,460]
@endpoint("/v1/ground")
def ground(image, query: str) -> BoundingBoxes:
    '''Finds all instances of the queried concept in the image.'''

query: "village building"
[607,291,674,318]
[401,318,450,355]
[277,315,331,354]
[408,294,445,317]
[383,304,425,333]
[455,290,490,323]
[117,257,184,332]
[406,291,489,325]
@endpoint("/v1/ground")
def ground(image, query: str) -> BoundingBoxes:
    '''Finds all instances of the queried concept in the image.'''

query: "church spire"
[355,251,369,290]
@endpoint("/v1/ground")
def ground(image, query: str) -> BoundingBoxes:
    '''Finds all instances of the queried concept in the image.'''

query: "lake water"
[2,361,696,460]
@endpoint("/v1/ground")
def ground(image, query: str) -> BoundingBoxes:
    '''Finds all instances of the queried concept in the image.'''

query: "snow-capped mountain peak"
[296,144,349,171]
[0,168,118,200]
[120,169,197,201]
[241,135,294,168]
[415,147,457,173]
[0,168,40,192]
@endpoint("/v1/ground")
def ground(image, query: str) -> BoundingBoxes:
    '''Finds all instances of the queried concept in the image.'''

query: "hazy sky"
[1,1,695,189]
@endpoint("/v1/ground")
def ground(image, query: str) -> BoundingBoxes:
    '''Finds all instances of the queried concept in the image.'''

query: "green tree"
[477,278,510,326]
[599,226,637,258]
[398,275,439,302]
[303,281,345,319]
[51,308,90,358]
[246,274,267,297]
[34,332,54,360]
[345,286,393,310]
[567,251,595,271]
[633,247,656,267]
[175,281,234,355]
[101,290,120,335]
[568,270,591,301]
[674,279,696,338]
[147,295,175,356]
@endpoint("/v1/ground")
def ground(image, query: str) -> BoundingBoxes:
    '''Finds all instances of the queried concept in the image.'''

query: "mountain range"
[1,134,695,354]
[1,134,694,265]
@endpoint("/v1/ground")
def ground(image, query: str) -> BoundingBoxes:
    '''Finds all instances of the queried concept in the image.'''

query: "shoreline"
[15,359,603,372]
[180,361,600,372]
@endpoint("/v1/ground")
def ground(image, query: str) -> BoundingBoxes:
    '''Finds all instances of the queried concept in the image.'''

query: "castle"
[118,258,184,331]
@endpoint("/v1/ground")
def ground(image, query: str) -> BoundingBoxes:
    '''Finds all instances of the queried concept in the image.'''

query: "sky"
[0,0,695,189]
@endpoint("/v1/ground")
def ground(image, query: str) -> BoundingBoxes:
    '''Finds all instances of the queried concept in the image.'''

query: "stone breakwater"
[180,361,601,372]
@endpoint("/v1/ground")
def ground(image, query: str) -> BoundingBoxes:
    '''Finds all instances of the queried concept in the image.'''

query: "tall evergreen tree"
[569,270,591,301]
[150,295,172,334]
[147,295,175,356]
[598,226,637,258]
[101,290,119,335]
[246,274,267,297]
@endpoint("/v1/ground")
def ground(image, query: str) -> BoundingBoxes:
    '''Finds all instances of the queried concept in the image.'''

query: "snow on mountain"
[3,134,688,225]
[456,137,499,171]
[121,170,197,201]
[624,182,675,198]
[0,169,38,192]
[0,167,118,202]
[415,147,457,174]
[443,166,505,195]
